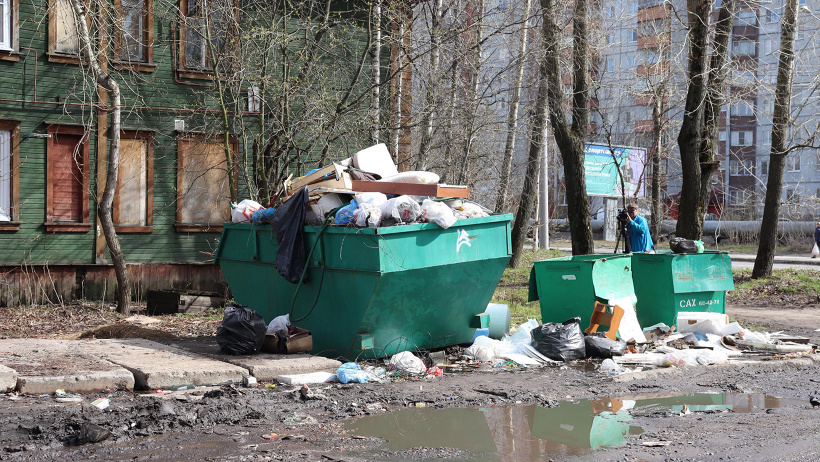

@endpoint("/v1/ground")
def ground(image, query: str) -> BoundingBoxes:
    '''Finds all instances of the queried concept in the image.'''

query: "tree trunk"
[753,0,799,278]
[369,1,381,145]
[697,0,735,220]
[457,0,485,185]
[650,93,663,240]
[495,0,531,214]
[416,0,442,171]
[71,0,131,313]
[675,0,712,240]
[539,0,594,255]
[510,80,548,268]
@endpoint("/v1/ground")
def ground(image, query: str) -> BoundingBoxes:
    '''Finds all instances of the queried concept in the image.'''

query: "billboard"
[584,144,647,197]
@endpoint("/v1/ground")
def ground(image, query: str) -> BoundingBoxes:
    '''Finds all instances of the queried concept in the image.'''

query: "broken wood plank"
[351,180,469,198]
[286,164,345,195]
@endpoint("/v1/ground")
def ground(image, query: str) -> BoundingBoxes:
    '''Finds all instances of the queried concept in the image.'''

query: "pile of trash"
[230,143,492,231]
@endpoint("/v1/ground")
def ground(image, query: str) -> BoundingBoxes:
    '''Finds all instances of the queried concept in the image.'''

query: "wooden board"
[351,180,469,198]
[285,163,347,195]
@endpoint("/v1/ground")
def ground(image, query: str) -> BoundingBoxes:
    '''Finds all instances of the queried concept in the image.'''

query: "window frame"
[113,0,155,72]
[178,0,236,79]
[0,0,20,61]
[47,0,91,64]
[731,130,753,146]
[45,124,91,232]
[113,130,154,233]
[786,155,801,172]
[175,133,237,232]
[0,120,20,231]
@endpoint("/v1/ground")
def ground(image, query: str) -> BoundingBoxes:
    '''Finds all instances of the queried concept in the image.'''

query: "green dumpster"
[528,254,635,330]
[215,214,513,360]
[630,251,734,328]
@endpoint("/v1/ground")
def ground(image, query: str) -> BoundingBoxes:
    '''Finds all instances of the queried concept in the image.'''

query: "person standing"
[624,203,654,253]
[814,222,820,258]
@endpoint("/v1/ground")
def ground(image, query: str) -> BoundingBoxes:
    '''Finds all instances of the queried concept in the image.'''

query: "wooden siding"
[0,263,227,305]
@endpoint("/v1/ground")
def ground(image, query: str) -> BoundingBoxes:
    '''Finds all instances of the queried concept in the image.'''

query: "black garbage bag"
[270,186,310,283]
[530,317,586,362]
[216,303,267,355]
[669,237,697,254]
[584,333,627,359]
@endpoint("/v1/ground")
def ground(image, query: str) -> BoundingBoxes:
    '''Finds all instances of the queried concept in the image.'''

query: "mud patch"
[78,324,177,340]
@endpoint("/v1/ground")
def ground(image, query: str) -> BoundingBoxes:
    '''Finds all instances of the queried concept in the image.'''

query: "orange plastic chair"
[585,302,624,341]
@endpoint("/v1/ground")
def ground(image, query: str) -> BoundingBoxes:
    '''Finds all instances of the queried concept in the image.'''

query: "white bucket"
[484,303,511,339]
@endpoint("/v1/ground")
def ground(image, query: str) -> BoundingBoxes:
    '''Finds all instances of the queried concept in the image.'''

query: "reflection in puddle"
[344,392,800,460]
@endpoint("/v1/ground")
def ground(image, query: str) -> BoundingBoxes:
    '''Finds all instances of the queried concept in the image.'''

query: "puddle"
[344,392,801,461]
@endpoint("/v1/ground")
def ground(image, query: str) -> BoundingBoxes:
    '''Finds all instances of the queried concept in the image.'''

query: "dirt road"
[1,305,819,461]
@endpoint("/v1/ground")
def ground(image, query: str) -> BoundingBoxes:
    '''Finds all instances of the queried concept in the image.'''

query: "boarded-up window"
[177,136,232,228]
[0,129,10,220]
[54,0,79,54]
[51,132,84,221]
[46,125,89,231]
[114,131,153,228]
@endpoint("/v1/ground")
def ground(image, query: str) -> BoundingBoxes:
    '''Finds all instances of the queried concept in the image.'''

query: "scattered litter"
[261,432,281,440]
[389,351,426,375]
[641,441,671,447]
[283,413,318,426]
[299,384,328,400]
[65,423,112,446]
[244,376,258,387]
[277,371,337,386]
[531,317,586,362]
[427,366,444,377]
[91,398,110,410]
[336,363,372,384]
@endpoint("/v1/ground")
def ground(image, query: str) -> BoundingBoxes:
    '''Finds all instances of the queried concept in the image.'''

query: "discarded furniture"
[585,302,624,341]
[146,290,224,315]
[215,214,513,360]
[529,254,635,330]
[630,251,734,328]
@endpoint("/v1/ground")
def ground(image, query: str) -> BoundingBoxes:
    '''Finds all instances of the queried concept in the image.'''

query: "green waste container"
[528,254,635,330]
[215,214,513,360]
[630,251,734,328]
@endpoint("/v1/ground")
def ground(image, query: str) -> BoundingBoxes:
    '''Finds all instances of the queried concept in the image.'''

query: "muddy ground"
[0,303,819,461]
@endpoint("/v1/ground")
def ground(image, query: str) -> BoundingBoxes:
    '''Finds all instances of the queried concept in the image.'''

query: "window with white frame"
[731,130,753,146]
[785,189,799,203]
[0,0,13,51]
[736,10,757,26]
[630,29,639,42]
[764,8,779,23]
[0,126,13,221]
[730,101,755,116]
[730,159,754,176]
[761,99,774,115]
[732,40,755,56]
[786,155,801,172]
[761,38,775,56]
[761,129,771,145]
[729,189,751,205]
[719,131,726,141]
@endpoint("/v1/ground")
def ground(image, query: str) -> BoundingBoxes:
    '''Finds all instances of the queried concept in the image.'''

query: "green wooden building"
[0,0,378,304]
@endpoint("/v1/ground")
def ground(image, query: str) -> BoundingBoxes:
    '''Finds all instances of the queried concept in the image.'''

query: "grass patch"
[491,248,568,327]
[729,268,820,301]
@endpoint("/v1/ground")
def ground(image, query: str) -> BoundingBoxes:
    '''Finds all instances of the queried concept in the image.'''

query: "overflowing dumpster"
[528,254,635,330]
[215,214,513,360]
[630,251,734,328]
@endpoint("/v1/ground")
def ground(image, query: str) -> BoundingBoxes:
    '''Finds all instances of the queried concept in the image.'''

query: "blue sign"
[584,144,647,197]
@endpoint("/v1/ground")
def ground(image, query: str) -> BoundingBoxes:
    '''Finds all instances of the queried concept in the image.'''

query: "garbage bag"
[335,199,358,225]
[530,317,586,362]
[669,237,698,254]
[270,187,309,283]
[336,362,370,383]
[216,303,267,355]
[421,199,457,229]
[584,333,626,359]
[231,199,263,223]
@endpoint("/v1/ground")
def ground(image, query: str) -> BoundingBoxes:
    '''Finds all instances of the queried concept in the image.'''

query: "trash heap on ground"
[230,143,491,231]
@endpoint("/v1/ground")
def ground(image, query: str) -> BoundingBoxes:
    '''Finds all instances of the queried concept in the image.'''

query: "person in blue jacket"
[624,203,654,253]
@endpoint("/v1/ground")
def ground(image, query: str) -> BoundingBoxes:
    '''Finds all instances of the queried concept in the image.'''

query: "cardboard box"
[261,327,313,354]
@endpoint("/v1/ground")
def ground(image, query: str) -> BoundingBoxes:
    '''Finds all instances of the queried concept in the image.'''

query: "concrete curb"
[16,370,135,395]
[83,339,249,390]
[0,365,17,392]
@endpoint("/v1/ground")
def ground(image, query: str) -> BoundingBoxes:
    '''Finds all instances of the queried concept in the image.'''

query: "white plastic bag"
[379,171,440,185]
[354,203,382,228]
[389,351,426,374]
[354,192,388,207]
[421,199,457,229]
[463,345,496,362]
[267,314,290,334]
[231,199,263,223]
[380,196,422,223]
[813,243,819,256]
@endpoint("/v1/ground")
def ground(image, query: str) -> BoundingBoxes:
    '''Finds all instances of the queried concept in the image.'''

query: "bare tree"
[69,0,131,313]
[753,0,800,278]
[495,0,532,213]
